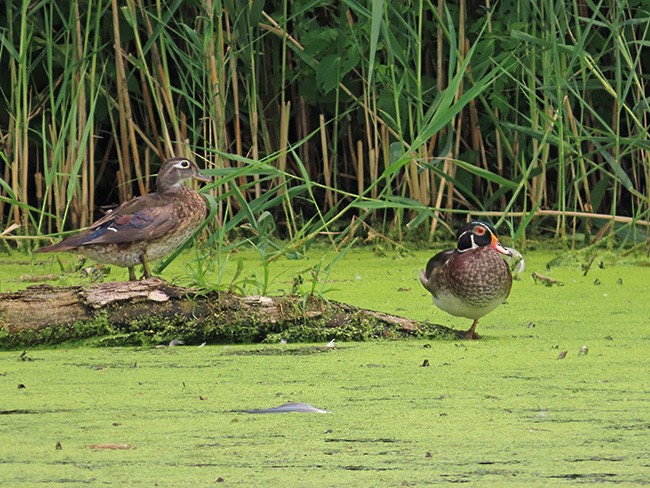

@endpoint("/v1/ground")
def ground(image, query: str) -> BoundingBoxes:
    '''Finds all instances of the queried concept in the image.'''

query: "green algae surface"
[1,247,649,486]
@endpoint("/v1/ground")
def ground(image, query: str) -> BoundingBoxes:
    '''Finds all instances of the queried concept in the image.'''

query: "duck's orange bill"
[490,233,513,256]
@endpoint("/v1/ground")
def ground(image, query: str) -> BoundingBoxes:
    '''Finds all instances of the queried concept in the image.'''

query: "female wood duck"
[419,221,513,339]
[38,157,212,281]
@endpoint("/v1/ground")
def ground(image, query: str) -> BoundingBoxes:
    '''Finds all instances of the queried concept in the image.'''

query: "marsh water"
[0,246,649,486]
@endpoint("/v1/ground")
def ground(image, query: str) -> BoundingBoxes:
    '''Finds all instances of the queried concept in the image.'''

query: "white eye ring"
[174,159,191,170]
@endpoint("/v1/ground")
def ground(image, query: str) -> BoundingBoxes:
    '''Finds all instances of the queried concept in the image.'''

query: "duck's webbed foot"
[464,319,481,340]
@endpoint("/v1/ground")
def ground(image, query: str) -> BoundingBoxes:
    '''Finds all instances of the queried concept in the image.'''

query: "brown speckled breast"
[79,187,207,267]
[421,246,512,320]
[446,246,512,308]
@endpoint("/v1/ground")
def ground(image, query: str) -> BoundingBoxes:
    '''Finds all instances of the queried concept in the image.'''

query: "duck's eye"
[475,226,486,235]
[175,159,190,169]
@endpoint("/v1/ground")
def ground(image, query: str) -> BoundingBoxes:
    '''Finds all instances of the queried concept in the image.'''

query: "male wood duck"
[419,221,513,339]
[38,157,212,281]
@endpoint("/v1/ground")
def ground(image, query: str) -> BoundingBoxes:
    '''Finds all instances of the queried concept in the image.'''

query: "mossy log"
[0,278,460,347]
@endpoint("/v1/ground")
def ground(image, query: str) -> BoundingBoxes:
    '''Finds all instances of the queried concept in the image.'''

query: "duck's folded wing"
[80,203,182,245]
[420,249,454,294]
[38,196,182,252]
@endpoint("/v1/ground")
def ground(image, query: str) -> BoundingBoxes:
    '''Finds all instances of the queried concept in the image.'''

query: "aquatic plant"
[0,0,647,255]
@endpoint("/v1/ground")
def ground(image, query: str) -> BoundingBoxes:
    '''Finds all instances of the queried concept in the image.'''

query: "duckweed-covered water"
[0,247,649,486]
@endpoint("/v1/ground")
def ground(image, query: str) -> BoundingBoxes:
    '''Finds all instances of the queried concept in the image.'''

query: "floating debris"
[582,255,597,276]
[87,443,134,450]
[243,402,329,414]
[532,272,564,287]
[579,345,589,356]
[545,255,563,270]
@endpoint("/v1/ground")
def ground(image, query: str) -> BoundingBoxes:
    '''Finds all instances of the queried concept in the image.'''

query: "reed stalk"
[0,0,646,252]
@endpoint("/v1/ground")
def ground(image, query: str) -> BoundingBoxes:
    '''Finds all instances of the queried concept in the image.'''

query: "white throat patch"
[457,232,479,253]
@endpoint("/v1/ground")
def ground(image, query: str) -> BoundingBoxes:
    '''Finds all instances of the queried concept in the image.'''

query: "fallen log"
[0,278,460,347]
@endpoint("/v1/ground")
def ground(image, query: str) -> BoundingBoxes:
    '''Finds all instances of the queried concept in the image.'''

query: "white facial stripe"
[457,231,479,253]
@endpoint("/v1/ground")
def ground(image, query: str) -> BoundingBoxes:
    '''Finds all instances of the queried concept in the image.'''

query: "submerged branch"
[0,279,460,347]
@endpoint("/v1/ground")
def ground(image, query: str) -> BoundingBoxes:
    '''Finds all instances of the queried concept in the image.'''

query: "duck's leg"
[140,255,152,279]
[464,319,481,340]
[128,266,137,281]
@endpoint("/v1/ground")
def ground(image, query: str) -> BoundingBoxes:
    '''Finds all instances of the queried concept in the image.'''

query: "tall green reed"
[0,0,647,256]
